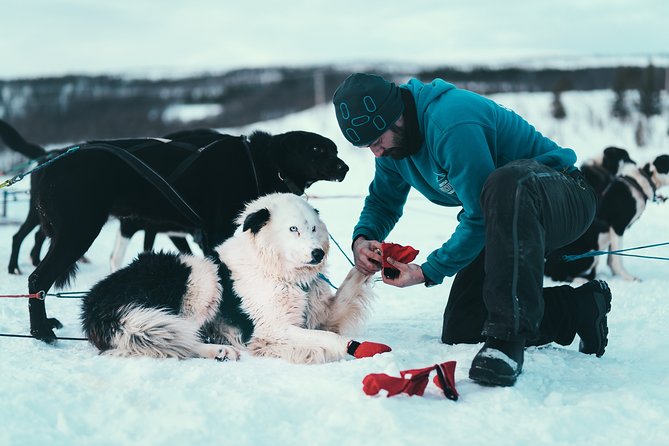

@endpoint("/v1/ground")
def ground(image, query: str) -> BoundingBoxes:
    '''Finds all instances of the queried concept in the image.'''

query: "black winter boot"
[469,337,525,387]
[573,280,612,357]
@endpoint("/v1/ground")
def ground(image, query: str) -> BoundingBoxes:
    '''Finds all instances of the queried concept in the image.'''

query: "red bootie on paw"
[347,340,392,359]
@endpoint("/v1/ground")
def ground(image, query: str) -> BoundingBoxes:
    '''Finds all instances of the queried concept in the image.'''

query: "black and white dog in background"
[545,153,669,282]
[81,193,380,364]
[580,146,636,195]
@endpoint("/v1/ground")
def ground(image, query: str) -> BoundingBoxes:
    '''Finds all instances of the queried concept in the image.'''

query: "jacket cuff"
[421,262,445,286]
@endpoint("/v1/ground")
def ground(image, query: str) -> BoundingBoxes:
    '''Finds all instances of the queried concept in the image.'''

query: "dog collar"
[277,171,305,195]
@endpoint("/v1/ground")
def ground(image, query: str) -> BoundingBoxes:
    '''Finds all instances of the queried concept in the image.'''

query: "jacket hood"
[401,78,457,118]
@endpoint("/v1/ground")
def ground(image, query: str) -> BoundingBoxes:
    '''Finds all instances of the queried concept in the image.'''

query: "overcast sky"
[1,0,667,79]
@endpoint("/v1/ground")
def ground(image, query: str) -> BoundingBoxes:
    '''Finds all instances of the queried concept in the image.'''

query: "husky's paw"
[217,346,241,362]
[196,343,240,361]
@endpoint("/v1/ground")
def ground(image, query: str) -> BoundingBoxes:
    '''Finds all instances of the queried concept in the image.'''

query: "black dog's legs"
[30,228,47,266]
[8,205,41,274]
[28,222,105,343]
[27,298,62,344]
[169,236,193,254]
[143,229,157,252]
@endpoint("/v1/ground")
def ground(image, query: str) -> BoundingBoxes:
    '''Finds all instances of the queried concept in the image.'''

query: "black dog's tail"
[0,119,47,159]
[54,262,79,289]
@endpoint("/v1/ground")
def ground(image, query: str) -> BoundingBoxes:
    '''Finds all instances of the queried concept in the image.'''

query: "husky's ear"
[243,208,270,235]
[653,155,669,175]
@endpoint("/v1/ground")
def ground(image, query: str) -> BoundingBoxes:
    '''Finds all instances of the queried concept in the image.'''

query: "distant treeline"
[0,64,666,147]
[420,65,666,94]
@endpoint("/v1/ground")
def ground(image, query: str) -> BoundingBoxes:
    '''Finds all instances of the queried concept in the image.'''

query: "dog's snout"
[311,248,325,264]
[334,161,349,182]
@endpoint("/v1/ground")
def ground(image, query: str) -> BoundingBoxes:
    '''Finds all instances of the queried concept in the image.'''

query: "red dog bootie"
[381,243,419,279]
[362,361,459,401]
[347,340,392,359]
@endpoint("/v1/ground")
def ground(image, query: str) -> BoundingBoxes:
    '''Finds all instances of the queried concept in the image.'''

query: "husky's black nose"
[311,248,325,264]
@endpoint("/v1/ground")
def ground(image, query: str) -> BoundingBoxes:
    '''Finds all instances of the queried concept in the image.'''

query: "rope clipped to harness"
[0,145,80,189]
[0,290,88,340]
[0,290,88,300]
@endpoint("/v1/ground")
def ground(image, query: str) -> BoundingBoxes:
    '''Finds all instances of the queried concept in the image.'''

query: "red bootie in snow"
[362,361,458,401]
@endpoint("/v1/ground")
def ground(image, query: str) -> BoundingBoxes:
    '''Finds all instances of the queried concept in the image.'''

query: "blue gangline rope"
[0,145,80,189]
[316,234,356,290]
[562,241,669,262]
[329,233,355,267]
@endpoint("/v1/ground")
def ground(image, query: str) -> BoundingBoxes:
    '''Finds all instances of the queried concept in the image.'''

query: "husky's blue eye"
[290,226,298,232]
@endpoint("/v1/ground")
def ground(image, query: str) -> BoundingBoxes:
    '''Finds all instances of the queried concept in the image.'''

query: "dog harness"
[618,174,655,203]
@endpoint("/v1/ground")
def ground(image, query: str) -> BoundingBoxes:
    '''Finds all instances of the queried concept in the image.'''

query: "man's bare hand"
[352,237,383,275]
[382,257,425,288]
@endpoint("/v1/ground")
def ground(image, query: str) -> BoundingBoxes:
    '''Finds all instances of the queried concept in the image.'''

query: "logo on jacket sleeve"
[436,172,455,194]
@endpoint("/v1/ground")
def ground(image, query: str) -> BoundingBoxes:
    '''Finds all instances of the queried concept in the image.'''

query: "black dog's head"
[652,154,669,175]
[645,154,669,190]
[602,146,635,175]
[268,131,349,186]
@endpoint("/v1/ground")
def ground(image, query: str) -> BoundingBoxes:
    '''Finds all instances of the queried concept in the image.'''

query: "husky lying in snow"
[81,193,385,364]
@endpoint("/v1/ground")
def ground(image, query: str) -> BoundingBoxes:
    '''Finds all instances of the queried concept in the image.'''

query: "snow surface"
[1,90,669,446]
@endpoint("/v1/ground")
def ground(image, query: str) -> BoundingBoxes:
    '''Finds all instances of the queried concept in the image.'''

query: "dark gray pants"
[442,160,597,345]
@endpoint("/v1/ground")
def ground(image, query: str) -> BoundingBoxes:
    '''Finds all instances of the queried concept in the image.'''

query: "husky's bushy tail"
[84,305,202,359]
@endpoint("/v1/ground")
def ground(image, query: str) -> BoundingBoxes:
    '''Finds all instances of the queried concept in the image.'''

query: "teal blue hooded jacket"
[352,78,577,285]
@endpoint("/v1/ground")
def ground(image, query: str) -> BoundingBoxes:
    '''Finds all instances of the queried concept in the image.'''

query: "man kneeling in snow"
[332,73,611,387]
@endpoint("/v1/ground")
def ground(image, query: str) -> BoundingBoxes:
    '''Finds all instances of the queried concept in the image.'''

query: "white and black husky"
[81,193,375,364]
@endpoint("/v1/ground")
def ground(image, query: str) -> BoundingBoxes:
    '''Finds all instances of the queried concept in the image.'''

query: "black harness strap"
[240,135,304,196]
[638,169,658,202]
[619,175,650,202]
[83,142,203,227]
[241,137,261,195]
[278,170,305,195]
[166,139,225,183]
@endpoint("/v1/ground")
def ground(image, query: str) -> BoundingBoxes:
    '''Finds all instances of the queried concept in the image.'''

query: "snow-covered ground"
[1,89,669,446]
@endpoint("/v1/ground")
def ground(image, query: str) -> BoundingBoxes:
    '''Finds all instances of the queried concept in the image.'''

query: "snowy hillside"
[1,89,669,446]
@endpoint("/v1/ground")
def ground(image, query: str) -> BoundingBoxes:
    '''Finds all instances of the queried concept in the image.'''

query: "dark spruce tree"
[638,62,661,118]
[551,76,571,120]
[611,67,631,120]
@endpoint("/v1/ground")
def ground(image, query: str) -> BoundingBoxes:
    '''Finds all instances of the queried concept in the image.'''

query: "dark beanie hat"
[332,73,404,147]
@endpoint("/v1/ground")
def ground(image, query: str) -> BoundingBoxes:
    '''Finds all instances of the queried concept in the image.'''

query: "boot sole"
[579,280,612,357]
